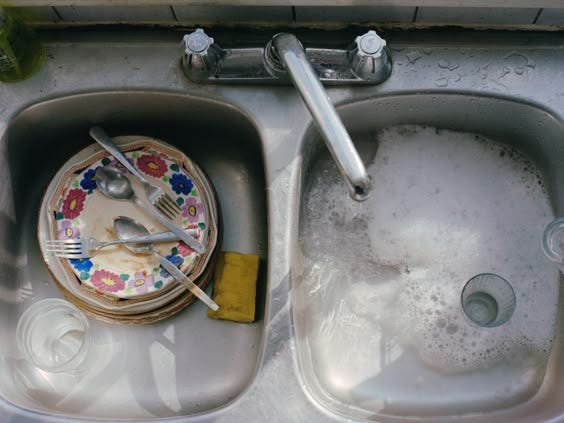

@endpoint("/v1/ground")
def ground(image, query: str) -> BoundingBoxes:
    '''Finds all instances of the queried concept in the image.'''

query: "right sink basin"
[294,93,564,421]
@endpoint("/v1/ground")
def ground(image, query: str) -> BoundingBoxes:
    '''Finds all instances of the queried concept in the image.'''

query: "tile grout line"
[532,8,543,24]
[412,6,419,23]
[170,5,179,22]
[51,6,63,21]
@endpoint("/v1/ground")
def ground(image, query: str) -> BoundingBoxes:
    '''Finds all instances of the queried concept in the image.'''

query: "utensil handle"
[133,196,205,254]
[154,253,218,311]
[89,126,149,185]
[100,229,198,249]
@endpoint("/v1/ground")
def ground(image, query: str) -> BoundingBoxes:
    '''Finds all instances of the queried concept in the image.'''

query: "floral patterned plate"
[39,136,219,308]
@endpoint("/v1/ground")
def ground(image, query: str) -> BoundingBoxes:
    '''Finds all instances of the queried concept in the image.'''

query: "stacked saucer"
[38,136,220,324]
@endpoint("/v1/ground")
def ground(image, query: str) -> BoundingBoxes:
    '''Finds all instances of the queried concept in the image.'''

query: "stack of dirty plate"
[38,136,220,324]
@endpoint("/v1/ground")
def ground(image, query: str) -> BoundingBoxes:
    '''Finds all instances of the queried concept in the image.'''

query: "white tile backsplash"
[295,6,415,22]
[173,5,292,23]
[417,6,539,24]
[11,4,562,28]
[54,5,176,22]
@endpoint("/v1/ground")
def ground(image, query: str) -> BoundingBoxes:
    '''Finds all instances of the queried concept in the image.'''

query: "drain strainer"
[461,273,516,328]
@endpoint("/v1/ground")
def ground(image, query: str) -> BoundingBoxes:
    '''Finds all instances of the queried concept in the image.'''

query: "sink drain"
[461,273,516,328]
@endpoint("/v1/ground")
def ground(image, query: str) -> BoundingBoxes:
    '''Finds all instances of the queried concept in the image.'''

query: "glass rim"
[16,298,90,372]
[460,273,516,328]
[542,217,564,264]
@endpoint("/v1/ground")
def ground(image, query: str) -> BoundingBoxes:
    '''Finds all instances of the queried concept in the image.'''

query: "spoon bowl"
[95,166,135,200]
[113,216,154,254]
[113,216,218,311]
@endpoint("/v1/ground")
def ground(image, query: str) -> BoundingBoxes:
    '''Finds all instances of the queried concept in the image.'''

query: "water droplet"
[437,59,459,71]
[406,51,422,64]
[435,78,449,87]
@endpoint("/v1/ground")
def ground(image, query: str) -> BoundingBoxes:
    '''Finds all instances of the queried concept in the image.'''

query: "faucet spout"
[271,33,372,201]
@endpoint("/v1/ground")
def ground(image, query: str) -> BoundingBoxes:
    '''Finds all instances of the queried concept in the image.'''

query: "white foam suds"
[300,125,558,379]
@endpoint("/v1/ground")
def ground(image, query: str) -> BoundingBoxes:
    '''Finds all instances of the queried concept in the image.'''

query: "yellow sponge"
[207,251,260,323]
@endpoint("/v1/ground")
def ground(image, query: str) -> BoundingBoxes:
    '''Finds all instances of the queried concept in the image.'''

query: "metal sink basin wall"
[294,93,564,422]
[0,91,268,419]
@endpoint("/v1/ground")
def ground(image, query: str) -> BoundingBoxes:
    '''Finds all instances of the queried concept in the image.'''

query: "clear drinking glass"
[461,273,516,328]
[543,217,564,273]
[16,299,90,373]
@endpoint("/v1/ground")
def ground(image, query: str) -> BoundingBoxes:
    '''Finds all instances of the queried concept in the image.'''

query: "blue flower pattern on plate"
[159,254,184,278]
[169,173,193,195]
[70,258,93,273]
[80,168,98,192]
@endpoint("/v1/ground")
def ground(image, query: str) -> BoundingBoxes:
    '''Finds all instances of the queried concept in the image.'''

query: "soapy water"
[299,125,558,377]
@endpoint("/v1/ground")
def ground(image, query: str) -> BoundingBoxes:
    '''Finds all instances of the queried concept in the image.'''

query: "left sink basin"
[0,91,268,419]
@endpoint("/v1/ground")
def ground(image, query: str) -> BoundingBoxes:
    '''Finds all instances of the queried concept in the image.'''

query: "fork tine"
[45,242,82,252]
[45,239,81,245]
[155,201,176,220]
[156,199,178,219]
[163,194,182,212]
[158,193,177,209]
[163,194,182,213]
[46,248,82,254]
[46,239,81,245]
[45,240,82,248]
[46,245,81,251]
[46,244,78,248]
[46,247,82,254]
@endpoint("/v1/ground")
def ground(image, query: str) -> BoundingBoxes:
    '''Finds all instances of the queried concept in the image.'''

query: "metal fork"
[45,228,199,259]
[89,126,182,220]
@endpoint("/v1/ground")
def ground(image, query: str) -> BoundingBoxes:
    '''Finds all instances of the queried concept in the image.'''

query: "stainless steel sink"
[0,91,268,419]
[294,93,564,421]
[1,28,564,423]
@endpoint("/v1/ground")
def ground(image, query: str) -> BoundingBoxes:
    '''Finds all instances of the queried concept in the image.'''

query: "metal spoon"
[113,216,218,311]
[95,166,205,254]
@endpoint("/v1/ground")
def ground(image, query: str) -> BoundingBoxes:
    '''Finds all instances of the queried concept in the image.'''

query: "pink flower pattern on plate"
[182,197,204,223]
[58,220,80,240]
[178,241,194,257]
[90,270,125,293]
[127,271,154,295]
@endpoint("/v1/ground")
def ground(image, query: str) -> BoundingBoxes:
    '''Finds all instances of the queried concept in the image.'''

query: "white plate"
[38,136,219,319]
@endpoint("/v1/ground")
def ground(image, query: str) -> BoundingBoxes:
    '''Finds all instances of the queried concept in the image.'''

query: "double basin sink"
[0,30,562,422]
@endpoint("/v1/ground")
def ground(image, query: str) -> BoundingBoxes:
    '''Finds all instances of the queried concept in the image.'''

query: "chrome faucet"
[181,29,392,201]
[269,33,376,200]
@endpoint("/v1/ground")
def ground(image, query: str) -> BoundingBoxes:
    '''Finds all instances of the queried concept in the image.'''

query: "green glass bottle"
[0,8,45,82]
